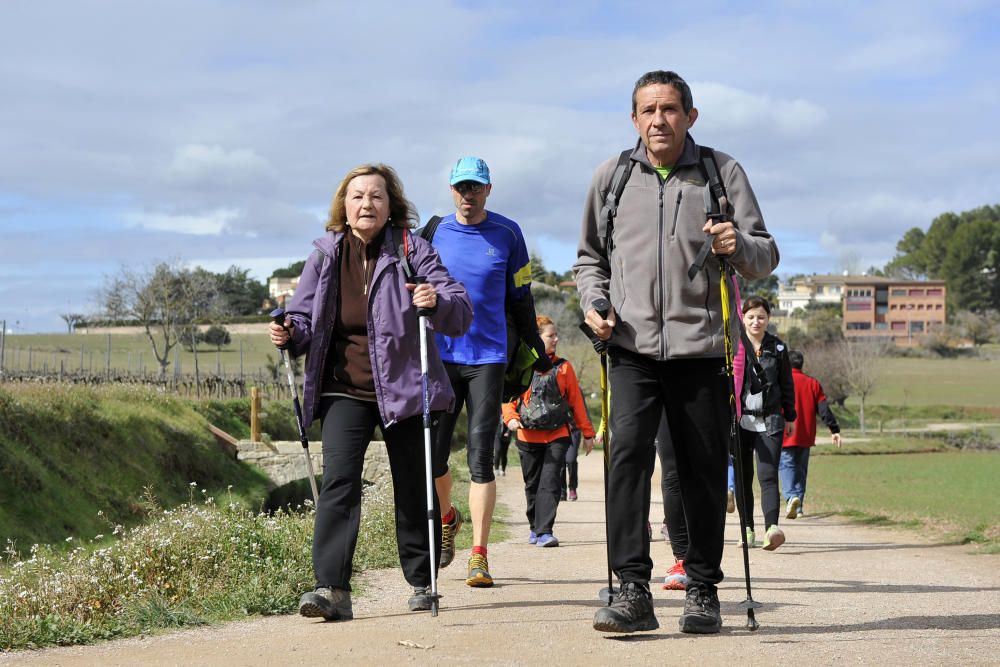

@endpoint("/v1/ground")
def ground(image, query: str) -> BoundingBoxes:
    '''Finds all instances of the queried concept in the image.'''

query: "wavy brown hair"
[326,163,418,233]
[536,315,555,332]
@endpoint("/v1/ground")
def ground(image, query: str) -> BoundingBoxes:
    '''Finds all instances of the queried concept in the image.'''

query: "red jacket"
[783,368,840,448]
[503,355,595,444]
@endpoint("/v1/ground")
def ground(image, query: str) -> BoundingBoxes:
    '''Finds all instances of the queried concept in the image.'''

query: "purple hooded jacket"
[284,227,472,426]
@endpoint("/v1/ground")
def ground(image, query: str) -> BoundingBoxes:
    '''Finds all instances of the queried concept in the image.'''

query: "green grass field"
[1,330,278,378]
[807,447,1000,551]
[861,357,1000,407]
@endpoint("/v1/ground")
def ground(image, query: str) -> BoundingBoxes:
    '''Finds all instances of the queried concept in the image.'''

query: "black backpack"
[517,359,568,430]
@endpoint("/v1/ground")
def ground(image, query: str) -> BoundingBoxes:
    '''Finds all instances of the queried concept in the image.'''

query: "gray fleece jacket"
[574,134,779,360]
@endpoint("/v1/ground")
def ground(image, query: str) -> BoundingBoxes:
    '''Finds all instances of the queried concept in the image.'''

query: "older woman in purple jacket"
[269,163,472,621]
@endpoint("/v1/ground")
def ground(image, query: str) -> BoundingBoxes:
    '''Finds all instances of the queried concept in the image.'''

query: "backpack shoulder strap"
[687,146,731,281]
[597,149,633,258]
[698,145,728,216]
[416,215,443,244]
[391,225,414,280]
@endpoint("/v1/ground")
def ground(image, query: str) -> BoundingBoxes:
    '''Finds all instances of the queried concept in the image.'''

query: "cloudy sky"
[2,1,997,333]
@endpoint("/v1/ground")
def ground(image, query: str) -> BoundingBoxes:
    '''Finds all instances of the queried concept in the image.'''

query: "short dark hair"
[742,295,772,315]
[788,350,804,369]
[632,70,693,114]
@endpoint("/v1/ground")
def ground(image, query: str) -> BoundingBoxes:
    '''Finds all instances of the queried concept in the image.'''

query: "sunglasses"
[453,181,486,195]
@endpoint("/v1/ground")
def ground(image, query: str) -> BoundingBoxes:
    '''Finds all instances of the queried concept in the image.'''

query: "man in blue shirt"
[431,156,551,588]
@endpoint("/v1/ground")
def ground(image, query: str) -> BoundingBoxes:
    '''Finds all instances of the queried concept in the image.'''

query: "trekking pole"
[717,261,762,631]
[413,276,442,617]
[269,308,320,506]
[578,298,616,604]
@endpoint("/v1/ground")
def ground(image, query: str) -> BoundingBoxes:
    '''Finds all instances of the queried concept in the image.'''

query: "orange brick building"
[842,278,946,345]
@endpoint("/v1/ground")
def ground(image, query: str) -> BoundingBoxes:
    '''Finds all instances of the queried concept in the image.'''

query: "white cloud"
[166,144,276,192]
[126,208,239,235]
[695,82,829,137]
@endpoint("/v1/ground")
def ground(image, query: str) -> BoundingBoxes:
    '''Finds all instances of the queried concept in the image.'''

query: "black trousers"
[735,428,782,531]
[655,411,689,561]
[606,349,729,586]
[562,434,579,493]
[433,362,505,483]
[516,437,570,535]
[493,421,512,471]
[314,396,441,592]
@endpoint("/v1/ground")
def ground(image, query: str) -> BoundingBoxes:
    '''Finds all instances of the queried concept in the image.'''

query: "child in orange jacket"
[503,316,595,547]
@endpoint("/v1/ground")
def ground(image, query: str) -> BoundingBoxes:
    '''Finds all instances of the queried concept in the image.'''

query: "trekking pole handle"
[269,307,292,350]
[579,298,612,354]
[412,276,433,317]
[593,298,611,320]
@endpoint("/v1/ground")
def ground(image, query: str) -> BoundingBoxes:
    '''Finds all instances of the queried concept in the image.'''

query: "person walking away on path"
[493,422,512,477]
[655,412,690,591]
[733,296,796,551]
[562,421,583,501]
[431,156,552,588]
[781,349,842,519]
[575,70,779,634]
[269,163,472,621]
[503,316,595,547]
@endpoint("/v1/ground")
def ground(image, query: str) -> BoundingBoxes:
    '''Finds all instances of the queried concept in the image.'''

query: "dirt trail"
[4,452,999,666]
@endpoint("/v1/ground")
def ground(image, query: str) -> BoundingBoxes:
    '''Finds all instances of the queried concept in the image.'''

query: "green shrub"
[0,486,396,650]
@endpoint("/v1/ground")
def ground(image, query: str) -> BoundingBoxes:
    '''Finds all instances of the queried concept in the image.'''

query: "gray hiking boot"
[679,582,722,634]
[408,586,435,612]
[298,586,353,621]
[592,581,659,633]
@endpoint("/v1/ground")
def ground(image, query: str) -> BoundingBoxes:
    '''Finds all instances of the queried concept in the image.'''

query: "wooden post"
[251,386,261,442]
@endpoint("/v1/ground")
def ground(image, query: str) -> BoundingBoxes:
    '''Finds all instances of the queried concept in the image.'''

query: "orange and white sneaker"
[662,559,688,590]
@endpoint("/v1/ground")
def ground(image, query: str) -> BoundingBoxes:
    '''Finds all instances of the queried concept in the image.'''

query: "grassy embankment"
[0,382,479,650]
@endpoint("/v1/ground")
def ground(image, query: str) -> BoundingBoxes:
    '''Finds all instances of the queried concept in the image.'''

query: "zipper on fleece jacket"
[657,182,666,360]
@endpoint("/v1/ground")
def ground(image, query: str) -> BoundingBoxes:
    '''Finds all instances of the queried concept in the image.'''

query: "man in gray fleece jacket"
[575,70,779,635]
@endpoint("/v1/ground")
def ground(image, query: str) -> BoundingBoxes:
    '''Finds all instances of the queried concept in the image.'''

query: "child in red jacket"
[503,316,595,547]
[780,350,843,518]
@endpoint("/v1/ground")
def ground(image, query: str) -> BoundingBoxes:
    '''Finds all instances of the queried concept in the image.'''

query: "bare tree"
[100,261,217,378]
[839,339,889,434]
[59,313,85,334]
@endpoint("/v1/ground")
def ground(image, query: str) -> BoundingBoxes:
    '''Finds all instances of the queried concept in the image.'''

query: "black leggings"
[433,362,505,483]
[734,428,782,531]
[313,396,440,591]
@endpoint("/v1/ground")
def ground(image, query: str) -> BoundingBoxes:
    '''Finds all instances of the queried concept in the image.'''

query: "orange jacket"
[502,355,596,444]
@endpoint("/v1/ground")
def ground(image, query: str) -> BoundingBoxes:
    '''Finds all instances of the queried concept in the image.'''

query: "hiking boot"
[536,533,559,547]
[737,527,756,548]
[786,497,801,520]
[679,582,722,634]
[298,586,353,621]
[592,581,659,633]
[465,553,494,587]
[407,586,434,612]
[727,489,735,513]
[568,489,578,501]
[439,506,463,569]
[560,490,567,501]
[528,530,538,545]
[662,559,688,590]
[762,525,785,551]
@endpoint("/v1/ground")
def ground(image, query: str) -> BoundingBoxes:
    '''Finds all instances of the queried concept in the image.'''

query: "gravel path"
[4,451,999,666]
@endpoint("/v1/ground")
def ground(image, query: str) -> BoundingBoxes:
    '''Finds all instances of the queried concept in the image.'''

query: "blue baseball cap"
[449,156,491,185]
